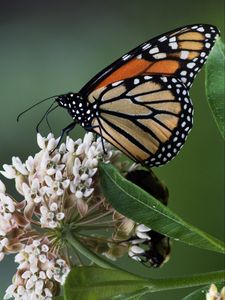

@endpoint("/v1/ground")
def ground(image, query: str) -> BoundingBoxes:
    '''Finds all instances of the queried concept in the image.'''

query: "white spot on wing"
[149,47,159,54]
[169,42,178,49]
[112,80,123,87]
[180,50,189,59]
[134,78,140,85]
[187,62,195,69]
[142,43,151,50]
[180,70,187,76]
[122,54,131,61]
[181,77,187,84]
[169,36,176,42]
[161,76,168,82]
[153,53,167,59]
[197,27,204,32]
[158,36,167,42]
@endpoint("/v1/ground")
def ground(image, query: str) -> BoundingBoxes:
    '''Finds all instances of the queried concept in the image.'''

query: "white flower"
[206,284,225,300]
[0,179,6,193]
[0,237,9,261]
[22,179,44,204]
[40,202,64,229]
[44,170,70,197]
[37,133,59,152]
[46,153,65,176]
[0,164,17,179]
[69,149,99,200]
[135,224,151,240]
[4,284,17,299]
[128,245,145,262]
[25,155,36,174]
[6,239,70,300]
[53,259,70,284]
[0,192,15,236]
[0,193,15,215]
[12,157,29,175]
[66,136,75,153]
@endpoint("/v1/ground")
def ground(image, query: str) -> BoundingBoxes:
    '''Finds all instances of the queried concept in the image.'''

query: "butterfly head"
[56,92,81,108]
[56,93,95,127]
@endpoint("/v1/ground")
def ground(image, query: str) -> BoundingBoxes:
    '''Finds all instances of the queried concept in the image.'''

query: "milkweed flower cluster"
[0,132,169,299]
[0,133,140,299]
[4,238,69,300]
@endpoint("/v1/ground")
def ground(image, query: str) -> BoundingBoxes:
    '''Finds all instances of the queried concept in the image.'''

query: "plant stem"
[66,231,116,270]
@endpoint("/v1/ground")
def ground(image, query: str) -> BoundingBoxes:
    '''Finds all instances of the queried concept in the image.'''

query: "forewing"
[89,75,193,167]
[80,24,219,96]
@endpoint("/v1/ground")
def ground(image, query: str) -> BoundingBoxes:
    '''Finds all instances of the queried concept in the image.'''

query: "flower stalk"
[66,231,116,270]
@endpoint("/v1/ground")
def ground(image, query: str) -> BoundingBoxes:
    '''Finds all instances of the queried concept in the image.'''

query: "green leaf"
[99,163,225,254]
[182,283,225,299]
[205,38,225,139]
[64,266,225,300]
[53,297,64,300]
[64,266,149,300]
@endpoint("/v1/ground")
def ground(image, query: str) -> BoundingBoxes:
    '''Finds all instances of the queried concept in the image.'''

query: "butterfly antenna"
[45,104,59,132]
[36,102,58,133]
[17,95,59,122]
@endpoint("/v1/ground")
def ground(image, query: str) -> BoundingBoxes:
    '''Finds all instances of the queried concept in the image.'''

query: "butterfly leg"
[97,125,107,154]
[50,122,76,154]
[59,121,76,143]
[84,124,107,154]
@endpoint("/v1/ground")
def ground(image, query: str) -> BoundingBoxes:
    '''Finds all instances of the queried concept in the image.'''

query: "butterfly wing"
[80,24,219,96]
[88,75,193,167]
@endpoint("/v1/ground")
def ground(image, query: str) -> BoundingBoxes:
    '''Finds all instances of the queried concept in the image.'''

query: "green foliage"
[99,163,225,254]
[53,297,64,300]
[63,266,149,300]
[205,38,225,139]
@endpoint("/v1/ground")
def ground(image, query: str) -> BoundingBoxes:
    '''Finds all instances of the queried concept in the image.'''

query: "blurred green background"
[0,0,224,299]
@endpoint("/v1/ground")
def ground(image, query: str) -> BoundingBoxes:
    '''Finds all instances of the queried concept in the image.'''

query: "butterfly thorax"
[56,93,96,128]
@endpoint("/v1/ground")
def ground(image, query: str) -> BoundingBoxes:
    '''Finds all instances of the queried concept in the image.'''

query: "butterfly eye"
[56,96,67,107]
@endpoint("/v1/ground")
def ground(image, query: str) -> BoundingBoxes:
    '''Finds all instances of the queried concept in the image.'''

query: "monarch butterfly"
[19,24,220,167]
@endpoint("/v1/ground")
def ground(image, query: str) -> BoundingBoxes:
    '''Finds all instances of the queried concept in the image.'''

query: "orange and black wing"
[80,24,219,97]
[88,75,193,167]
[78,24,219,167]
